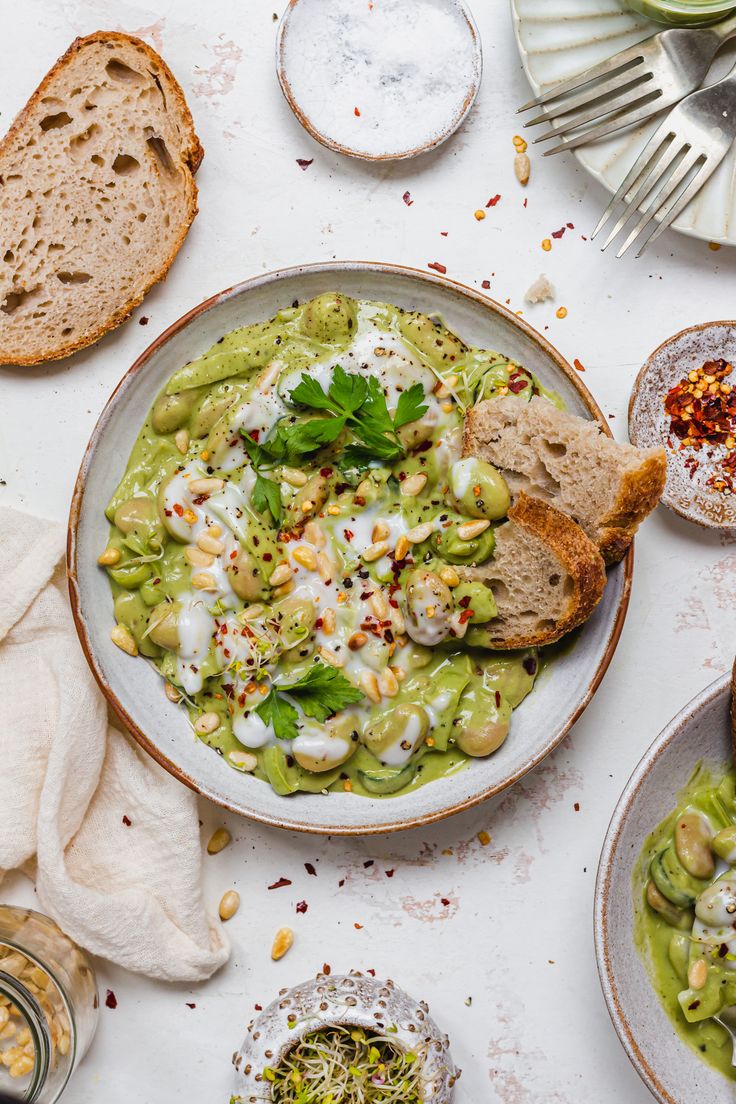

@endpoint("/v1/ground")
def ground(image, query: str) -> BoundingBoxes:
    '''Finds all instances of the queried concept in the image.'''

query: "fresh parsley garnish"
[240,433,283,526]
[255,661,364,742]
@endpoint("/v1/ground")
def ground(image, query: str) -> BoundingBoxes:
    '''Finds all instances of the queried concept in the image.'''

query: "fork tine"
[517,48,647,113]
[600,142,681,252]
[592,132,675,242]
[533,74,655,144]
[543,92,664,156]
[639,156,720,256]
[522,68,650,129]
[616,149,702,258]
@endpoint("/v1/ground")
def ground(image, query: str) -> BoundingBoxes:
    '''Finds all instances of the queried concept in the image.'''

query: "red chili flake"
[305,862,317,876]
[486,194,501,208]
[385,869,395,878]
[523,197,528,208]
[139,316,149,326]
[508,378,528,394]
[122,815,132,827]
[664,358,736,495]
[354,106,361,116]
[263,552,273,562]
[296,158,313,170]
[354,923,363,929]
[574,802,580,812]
[254,1003,263,1010]
[440,231,448,237]
[551,226,567,239]
[567,222,575,229]
[320,467,333,477]
[363,860,374,868]
[296,901,308,914]
[343,528,355,542]
[458,609,474,624]
[173,503,184,517]
[186,1002,196,1009]
[495,691,501,708]
[367,968,376,976]
[481,280,491,289]
[428,262,447,274]
[323,963,332,974]
[359,590,374,600]
[402,190,413,206]
[268,877,292,890]
[441,898,450,907]
[105,990,117,1009]
[573,358,586,373]
[338,878,345,887]
[688,1000,701,1011]
[458,595,471,609]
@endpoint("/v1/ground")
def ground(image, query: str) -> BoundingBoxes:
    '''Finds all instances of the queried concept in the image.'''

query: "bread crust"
[459,492,607,649]
[0,31,202,366]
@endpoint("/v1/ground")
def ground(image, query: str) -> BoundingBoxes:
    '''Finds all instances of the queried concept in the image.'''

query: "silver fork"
[591,61,736,257]
[714,1005,736,1065]
[518,13,736,156]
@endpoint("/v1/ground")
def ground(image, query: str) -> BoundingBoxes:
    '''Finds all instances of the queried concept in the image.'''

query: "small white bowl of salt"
[276,0,482,161]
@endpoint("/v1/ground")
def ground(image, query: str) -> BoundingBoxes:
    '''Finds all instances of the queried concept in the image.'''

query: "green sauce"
[634,764,736,1081]
[102,293,550,798]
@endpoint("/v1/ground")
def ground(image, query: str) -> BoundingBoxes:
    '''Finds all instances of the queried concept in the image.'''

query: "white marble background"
[2,0,735,1100]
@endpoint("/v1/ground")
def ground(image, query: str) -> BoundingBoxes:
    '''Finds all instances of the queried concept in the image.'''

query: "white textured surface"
[1,0,736,1101]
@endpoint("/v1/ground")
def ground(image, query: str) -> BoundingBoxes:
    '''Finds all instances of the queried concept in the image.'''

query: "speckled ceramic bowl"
[232,972,458,1102]
[595,672,733,1104]
[68,261,632,834]
[629,321,736,530]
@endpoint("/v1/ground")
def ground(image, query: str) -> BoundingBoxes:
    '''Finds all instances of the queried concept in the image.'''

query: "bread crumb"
[525,274,555,304]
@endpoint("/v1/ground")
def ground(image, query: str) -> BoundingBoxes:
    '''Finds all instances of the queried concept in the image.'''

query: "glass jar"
[0,907,98,1102]
[625,0,736,25]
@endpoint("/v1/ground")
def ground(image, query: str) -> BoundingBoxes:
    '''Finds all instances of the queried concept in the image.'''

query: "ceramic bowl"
[629,321,736,529]
[232,972,458,1102]
[68,261,632,834]
[595,672,733,1104]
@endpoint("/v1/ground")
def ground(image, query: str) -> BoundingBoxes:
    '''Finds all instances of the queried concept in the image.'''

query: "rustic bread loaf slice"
[0,31,202,366]
[458,492,607,649]
[462,395,666,564]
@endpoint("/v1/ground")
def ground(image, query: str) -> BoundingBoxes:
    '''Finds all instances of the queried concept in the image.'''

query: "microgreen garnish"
[256,661,364,741]
[266,1025,427,1103]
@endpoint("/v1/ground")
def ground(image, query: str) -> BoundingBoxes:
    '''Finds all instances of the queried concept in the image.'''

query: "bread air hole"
[1,288,34,314]
[105,59,144,84]
[56,271,91,285]
[40,111,72,131]
[112,153,140,175]
[146,135,174,174]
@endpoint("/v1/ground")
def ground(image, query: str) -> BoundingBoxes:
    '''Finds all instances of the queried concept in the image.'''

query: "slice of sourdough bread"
[458,492,607,649]
[463,395,666,564]
[0,32,202,366]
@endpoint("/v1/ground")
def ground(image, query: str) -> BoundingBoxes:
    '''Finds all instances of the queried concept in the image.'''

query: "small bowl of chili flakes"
[630,321,736,529]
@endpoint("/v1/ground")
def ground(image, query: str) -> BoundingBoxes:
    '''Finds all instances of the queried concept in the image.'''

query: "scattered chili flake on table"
[428,261,446,274]
[474,209,485,221]
[664,359,736,494]
[296,901,308,914]
[541,238,551,252]
[296,158,313,170]
[573,358,586,372]
[556,306,568,319]
[354,106,361,116]
[486,194,501,208]
[481,279,491,290]
[402,190,413,206]
[122,815,132,826]
[268,877,292,890]
[105,989,117,1009]
[305,861,317,876]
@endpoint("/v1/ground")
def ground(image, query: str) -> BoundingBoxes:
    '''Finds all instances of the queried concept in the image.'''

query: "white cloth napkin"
[0,505,229,982]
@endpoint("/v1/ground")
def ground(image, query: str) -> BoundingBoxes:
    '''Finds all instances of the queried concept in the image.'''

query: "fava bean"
[450,458,510,521]
[675,810,715,880]
[151,390,196,434]
[405,570,453,646]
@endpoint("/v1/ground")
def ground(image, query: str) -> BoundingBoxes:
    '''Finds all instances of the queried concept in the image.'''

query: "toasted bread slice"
[0,32,202,366]
[463,395,665,564]
[458,492,607,649]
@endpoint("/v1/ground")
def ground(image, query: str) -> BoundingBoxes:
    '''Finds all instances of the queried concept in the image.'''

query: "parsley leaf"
[394,383,429,430]
[251,471,283,526]
[278,415,347,456]
[255,661,364,741]
[255,687,300,742]
[326,364,369,415]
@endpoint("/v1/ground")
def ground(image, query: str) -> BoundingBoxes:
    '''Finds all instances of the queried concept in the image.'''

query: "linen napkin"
[0,505,229,982]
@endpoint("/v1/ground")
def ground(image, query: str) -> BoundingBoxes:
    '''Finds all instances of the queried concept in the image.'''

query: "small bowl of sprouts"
[232,972,458,1103]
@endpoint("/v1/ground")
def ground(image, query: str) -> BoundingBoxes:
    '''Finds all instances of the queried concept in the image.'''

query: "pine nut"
[58,1033,70,1056]
[228,749,257,772]
[360,670,381,703]
[321,607,336,634]
[391,665,406,682]
[208,524,222,538]
[207,827,231,855]
[241,603,265,621]
[175,428,190,455]
[348,632,367,650]
[219,890,240,921]
[164,682,182,703]
[362,540,389,563]
[457,519,490,541]
[259,359,282,389]
[97,547,121,566]
[514,152,531,186]
[0,1023,15,1040]
[198,532,224,556]
[111,623,137,656]
[319,646,345,668]
[372,520,390,542]
[366,595,387,623]
[191,571,217,590]
[271,927,294,961]
[356,479,373,498]
[303,520,326,548]
[434,374,458,399]
[195,712,220,735]
[317,553,335,581]
[188,477,224,495]
[10,1055,34,1078]
[391,606,406,634]
[688,958,708,991]
[185,545,215,568]
[439,566,460,587]
[282,466,308,487]
[394,535,410,562]
[406,521,434,544]
[269,563,292,587]
[183,508,198,525]
[0,1008,8,1030]
[293,546,317,571]
[301,500,314,514]
[379,668,399,697]
[400,472,428,496]
[273,581,294,598]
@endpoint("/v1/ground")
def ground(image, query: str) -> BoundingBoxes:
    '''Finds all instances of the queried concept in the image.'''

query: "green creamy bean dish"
[637,766,736,1081]
[102,293,556,798]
